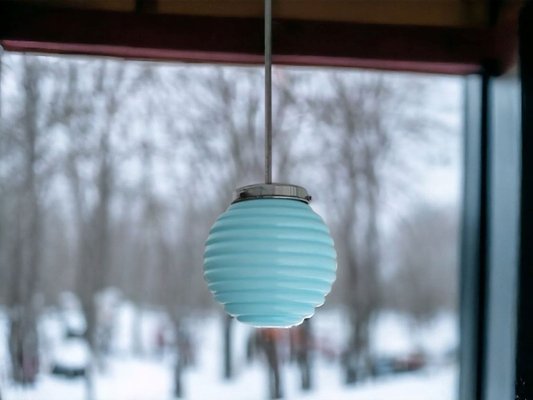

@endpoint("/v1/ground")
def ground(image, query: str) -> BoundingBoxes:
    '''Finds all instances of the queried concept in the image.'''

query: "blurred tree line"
[0,54,458,398]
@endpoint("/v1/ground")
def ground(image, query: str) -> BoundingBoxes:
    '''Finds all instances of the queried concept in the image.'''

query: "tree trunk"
[223,314,233,379]
[78,129,112,399]
[173,320,191,398]
[341,240,362,385]
[84,363,95,400]
[174,356,184,398]
[344,271,374,385]
[295,319,313,391]
[301,320,312,391]
[80,292,97,400]
[343,318,358,384]
[263,330,282,399]
[343,146,381,385]
[8,308,39,385]
[132,307,143,356]
[7,57,42,386]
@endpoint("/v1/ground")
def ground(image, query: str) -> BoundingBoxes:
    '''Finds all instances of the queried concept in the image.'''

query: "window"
[0,53,462,400]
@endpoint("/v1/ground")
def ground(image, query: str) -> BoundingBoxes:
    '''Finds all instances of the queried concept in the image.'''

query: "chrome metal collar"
[233,183,312,204]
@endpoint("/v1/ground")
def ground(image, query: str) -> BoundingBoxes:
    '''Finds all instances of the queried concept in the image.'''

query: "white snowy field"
[0,307,458,400]
[3,357,456,400]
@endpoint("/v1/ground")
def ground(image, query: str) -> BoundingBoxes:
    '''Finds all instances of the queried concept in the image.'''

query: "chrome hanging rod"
[264,0,273,184]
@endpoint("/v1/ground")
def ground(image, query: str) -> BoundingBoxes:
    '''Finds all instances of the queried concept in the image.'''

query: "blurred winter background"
[0,54,461,400]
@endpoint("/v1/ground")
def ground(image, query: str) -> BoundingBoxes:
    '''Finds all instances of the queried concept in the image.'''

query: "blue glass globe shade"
[204,186,337,328]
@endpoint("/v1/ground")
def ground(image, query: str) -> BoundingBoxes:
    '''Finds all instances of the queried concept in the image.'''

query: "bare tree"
[169,66,305,384]
[0,52,458,400]
[160,203,205,399]
[54,59,139,399]
[2,56,48,385]
[308,71,421,383]
[289,318,313,391]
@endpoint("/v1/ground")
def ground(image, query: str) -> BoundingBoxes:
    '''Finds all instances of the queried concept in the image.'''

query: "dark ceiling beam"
[0,3,518,75]
[135,0,157,14]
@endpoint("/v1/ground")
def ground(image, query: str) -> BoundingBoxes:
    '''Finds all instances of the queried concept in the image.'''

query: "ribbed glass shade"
[204,198,337,328]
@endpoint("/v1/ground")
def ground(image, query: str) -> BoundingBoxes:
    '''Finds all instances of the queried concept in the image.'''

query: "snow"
[3,355,456,400]
[0,307,458,400]
[0,310,10,390]
[50,338,91,370]
[371,313,458,359]
[3,358,456,400]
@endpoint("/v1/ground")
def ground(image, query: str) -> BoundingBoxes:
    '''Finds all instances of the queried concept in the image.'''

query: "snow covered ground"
[0,307,458,400]
[3,357,456,400]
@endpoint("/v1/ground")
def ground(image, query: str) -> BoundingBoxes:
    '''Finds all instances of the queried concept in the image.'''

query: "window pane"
[0,53,461,400]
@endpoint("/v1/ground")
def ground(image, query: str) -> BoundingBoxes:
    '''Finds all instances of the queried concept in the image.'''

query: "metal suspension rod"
[264,0,273,184]
[0,45,3,124]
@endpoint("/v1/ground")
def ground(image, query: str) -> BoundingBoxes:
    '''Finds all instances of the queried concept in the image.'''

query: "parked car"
[50,331,91,378]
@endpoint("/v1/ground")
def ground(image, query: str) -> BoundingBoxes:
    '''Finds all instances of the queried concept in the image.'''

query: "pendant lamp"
[203,0,337,328]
